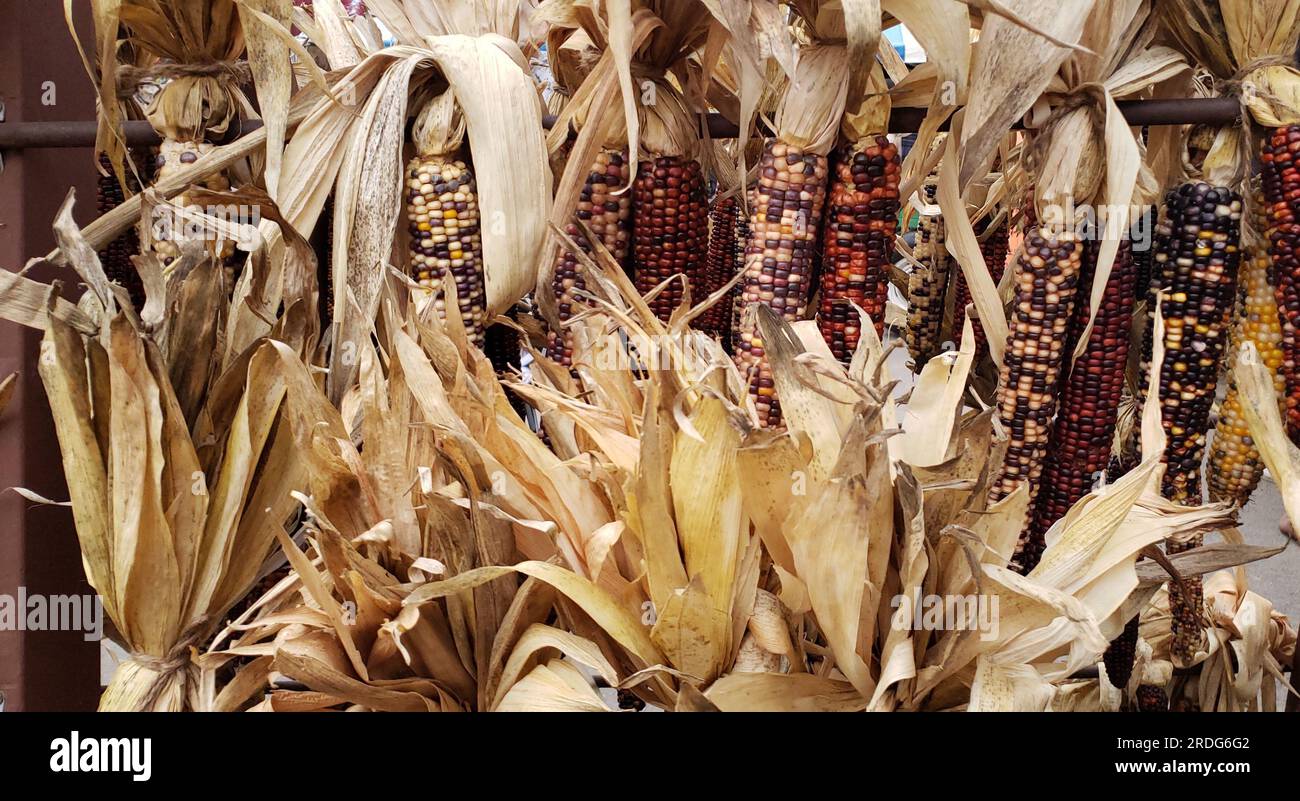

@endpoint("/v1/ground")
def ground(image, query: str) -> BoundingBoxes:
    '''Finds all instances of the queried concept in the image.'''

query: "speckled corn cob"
[550,149,633,366]
[1260,125,1300,443]
[1128,204,1175,435]
[632,156,708,323]
[407,154,487,347]
[734,140,828,427]
[906,179,948,364]
[818,135,901,362]
[1208,190,1284,507]
[990,228,1083,572]
[1019,238,1136,572]
[952,217,1009,360]
[1145,182,1242,666]
[702,195,743,339]
[1150,184,1242,503]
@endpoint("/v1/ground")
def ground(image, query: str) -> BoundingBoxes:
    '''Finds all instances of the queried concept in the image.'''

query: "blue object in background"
[884,25,926,64]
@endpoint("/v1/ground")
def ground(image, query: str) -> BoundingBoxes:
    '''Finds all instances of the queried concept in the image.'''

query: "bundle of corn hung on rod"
[617,6,716,326]
[99,1,244,267]
[1261,124,1300,444]
[990,226,1083,571]
[818,134,901,362]
[1019,237,1136,573]
[1143,181,1243,666]
[406,91,488,347]
[1207,185,1284,506]
[906,177,950,364]
[734,44,848,426]
[736,140,829,423]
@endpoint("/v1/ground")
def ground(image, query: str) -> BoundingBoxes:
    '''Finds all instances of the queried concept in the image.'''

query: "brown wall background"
[0,0,104,711]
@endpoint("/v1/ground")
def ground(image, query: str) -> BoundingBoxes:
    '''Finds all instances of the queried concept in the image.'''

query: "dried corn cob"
[1103,616,1140,692]
[321,196,335,325]
[952,217,1009,361]
[1017,183,1037,231]
[1123,200,1176,477]
[728,208,752,356]
[1149,184,1242,503]
[147,139,233,264]
[1144,182,1242,666]
[96,152,148,308]
[406,154,487,346]
[550,149,633,366]
[977,219,1011,353]
[631,156,708,323]
[1260,125,1300,443]
[1135,684,1168,712]
[1019,238,1136,572]
[485,321,521,375]
[484,318,530,421]
[1131,204,1157,301]
[1208,190,1284,507]
[818,135,901,362]
[905,179,949,364]
[405,93,487,347]
[990,227,1083,572]
[734,140,829,427]
[702,195,743,339]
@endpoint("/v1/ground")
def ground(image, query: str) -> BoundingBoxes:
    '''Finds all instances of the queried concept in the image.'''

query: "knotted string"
[128,616,211,711]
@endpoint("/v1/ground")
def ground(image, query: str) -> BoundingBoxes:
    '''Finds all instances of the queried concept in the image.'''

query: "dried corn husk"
[1161,0,1300,183]
[19,193,326,710]
[197,215,1276,712]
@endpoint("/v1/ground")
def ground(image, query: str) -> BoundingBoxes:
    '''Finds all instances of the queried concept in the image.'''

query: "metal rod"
[0,97,1246,150]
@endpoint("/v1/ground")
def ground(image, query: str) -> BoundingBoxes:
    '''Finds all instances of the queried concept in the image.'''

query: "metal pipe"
[0,97,1246,150]
[0,118,266,149]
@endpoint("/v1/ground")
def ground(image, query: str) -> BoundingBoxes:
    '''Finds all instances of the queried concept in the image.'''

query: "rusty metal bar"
[0,97,1246,150]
